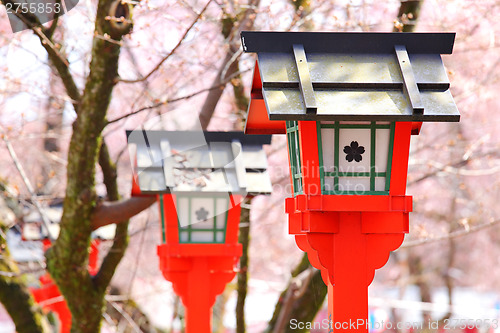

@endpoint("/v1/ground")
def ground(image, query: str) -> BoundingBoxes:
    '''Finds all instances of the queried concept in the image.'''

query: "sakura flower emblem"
[343,141,365,162]
[195,207,209,221]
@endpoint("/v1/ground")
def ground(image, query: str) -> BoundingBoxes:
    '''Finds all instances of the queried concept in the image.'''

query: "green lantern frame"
[286,121,396,196]
[159,194,230,244]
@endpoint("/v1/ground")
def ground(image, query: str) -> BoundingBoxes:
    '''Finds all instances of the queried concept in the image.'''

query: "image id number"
[443,318,499,330]
[5,2,61,15]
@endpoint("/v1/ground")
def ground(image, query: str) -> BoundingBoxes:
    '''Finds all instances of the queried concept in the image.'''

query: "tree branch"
[118,0,214,84]
[0,233,50,333]
[93,141,139,292]
[402,218,500,248]
[0,205,49,332]
[1,0,81,107]
[1,131,56,241]
[91,196,156,230]
[198,0,260,130]
[106,81,235,124]
[45,0,62,39]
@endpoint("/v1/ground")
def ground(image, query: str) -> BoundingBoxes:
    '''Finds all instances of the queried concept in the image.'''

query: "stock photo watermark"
[289,318,500,331]
[2,0,78,32]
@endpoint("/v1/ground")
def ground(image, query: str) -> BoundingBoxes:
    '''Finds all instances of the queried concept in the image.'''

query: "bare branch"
[45,0,62,38]
[91,196,156,230]
[21,16,81,105]
[106,83,226,124]
[1,130,56,241]
[3,1,81,106]
[118,0,214,84]
[198,0,260,129]
[108,301,142,332]
[402,218,500,248]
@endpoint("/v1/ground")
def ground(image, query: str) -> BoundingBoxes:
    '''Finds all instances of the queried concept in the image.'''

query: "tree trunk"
[266,255,327,333]
[0,225,49,333]
[44,0,133,331]
[236,198,252,333]
[198,0,260,130]
[408,253,432,324]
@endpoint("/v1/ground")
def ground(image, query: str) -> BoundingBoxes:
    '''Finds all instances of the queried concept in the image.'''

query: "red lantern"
[241,32,460,331]
[128,130,271,333]
[19,203,110,333]
[30,239,100,333]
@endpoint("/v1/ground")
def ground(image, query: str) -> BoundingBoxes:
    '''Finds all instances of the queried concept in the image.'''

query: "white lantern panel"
[324,177,334,192]
[177,197,190,227]
[338,177,370,193]
[216,231,225,243]
[375,177,387,192]
[190,231,216,243]
[179,232,189,243]
[215,198,229,229]
[375,128,391,173]
[338,128,371,173]
[190,197,215,228]
[320,128,335,172]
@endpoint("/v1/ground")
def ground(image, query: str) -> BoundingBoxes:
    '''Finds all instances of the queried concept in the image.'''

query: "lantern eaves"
[242,31,460,123]
[127,130,272,195]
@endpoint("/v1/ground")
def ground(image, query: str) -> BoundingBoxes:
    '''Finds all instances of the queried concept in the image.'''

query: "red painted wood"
[291,194,412,213]
[160,194,179,244]
[390,122,412,196]
[245,63,419,328]
[365,233,405,285]
[411,121,423,135]
[226,195,242,243]
[298,121,322,196]
[245,61,286,135]
[31,276,72,333]
[294,234,330,284]
[157,194,242,333]
[286,193,410,329]
[329,213,368,332]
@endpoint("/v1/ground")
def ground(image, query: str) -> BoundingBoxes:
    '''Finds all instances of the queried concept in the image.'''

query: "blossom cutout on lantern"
[195,207,210,221]
[343,141,365,163]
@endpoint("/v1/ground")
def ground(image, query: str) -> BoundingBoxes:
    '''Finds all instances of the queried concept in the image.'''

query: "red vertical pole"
[185,257,212,333]
[51,299,71,333]
[329,212,368,332]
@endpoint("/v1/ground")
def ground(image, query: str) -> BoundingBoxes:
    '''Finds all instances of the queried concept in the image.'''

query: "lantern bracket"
[395,45,424,115]
[293,44,317,114]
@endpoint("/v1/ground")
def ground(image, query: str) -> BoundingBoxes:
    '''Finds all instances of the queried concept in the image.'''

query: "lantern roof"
[127,130,272,195]
[241,31,459,132]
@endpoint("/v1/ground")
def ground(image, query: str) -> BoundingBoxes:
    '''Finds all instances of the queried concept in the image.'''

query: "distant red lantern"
[30,239,100,333]
[241,31,460,331]
[128,130,271,333]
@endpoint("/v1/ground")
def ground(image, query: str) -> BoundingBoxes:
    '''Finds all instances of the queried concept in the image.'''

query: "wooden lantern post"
[128,130,272,333]
[241,31,460,331]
